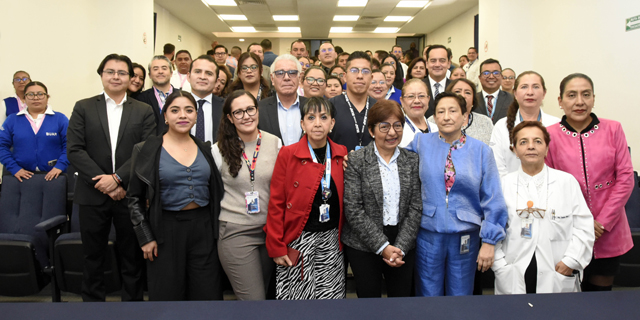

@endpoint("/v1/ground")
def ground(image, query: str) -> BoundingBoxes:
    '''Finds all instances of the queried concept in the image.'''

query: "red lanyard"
[241,131,262,188]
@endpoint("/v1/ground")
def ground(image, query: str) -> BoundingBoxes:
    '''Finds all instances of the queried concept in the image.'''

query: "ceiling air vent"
[360,16,383,20]
[237,0,268,5]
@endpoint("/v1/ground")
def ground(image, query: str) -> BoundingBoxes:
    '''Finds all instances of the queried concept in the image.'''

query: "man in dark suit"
[422,45,451,119]
[258,54,307,146]
[67,54,156,302]
[187,55,224,144]
[137,55,174,135]
[474,58,514,124]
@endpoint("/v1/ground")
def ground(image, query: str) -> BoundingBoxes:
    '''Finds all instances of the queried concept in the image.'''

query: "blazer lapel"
[96,95,112,150]
[363,146,384,209]
[267,99,283,139]
[116,100,133,148]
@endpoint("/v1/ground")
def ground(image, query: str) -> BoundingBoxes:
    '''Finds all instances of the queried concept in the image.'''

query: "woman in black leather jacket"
[127,90,224,301]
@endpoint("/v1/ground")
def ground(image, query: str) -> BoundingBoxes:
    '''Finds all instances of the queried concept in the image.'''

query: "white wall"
[331,38,397,55]
[154,3,213,59]
[0,0,154,117]
[480,0,640,168]
[427,5,479,63]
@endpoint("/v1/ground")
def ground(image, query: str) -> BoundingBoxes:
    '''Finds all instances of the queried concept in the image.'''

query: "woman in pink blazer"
[546,73,634,291]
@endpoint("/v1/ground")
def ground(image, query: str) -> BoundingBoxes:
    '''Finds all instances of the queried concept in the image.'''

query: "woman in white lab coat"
[493,121,594,294]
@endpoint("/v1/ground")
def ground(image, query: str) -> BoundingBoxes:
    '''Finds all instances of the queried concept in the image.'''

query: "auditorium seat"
[614,171,640,287]
[0,174,67,297]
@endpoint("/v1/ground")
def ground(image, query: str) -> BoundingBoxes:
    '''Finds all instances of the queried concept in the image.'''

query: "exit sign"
[627,15,640,32]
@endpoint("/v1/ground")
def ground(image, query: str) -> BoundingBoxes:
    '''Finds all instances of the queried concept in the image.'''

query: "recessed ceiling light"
[278,27,301,32]
[273,15,299,21]
[338,0,367,7]
[232,27,256,32]
[239,39,245,42]
[374,27,398,33]
[204,0,236,6]
[384,16,412,22]
[219,14,247,20]
[330,27,353,33]
[333,15,359,21]
[396,1,429,8]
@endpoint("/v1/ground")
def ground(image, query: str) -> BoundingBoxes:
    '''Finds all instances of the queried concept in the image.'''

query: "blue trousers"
[415,229,479,296]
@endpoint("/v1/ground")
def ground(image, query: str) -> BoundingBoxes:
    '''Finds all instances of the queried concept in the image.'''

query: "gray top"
[428,112,494,145]
[159,147,210,211]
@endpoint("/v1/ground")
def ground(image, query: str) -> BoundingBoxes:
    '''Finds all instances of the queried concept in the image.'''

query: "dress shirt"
[482,89,501,119]
[189,93,214,143]
[373,143,401,255]
[276,94,301,146]
[400,62,408,80]
[428,75,447,99]
[517,165,548,212]
[104,92,125,172]
[170,72,192,92]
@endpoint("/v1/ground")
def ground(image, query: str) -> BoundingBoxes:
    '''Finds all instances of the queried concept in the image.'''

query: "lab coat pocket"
[549,212,572,240]
[553,272,579,293]
[456,209,482,227]
[493,264,516,295]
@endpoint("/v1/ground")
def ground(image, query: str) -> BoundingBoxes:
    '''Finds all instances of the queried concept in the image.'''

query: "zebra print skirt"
[276,228,345,300]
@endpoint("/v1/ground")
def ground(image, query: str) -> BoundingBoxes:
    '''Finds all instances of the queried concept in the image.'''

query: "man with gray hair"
[258,54,308,145]
[137,55,174,135]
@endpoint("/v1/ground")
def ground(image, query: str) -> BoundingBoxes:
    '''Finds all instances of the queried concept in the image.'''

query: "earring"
[302,130,306,135]
[165,120,168,124]
[330,129,332,133]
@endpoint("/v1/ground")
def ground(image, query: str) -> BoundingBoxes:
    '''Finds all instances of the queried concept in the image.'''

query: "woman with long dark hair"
[382,54,405,90]
[229,52,270,101]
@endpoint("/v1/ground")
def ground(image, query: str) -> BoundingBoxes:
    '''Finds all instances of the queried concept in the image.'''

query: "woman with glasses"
[298,57,312,97]
[0,81,69,182]
[501,68,516,95]
[399,79,436,147]
[229,52,270,101]
[302,66,327,98]
[493,121,593,294]
[129,90,224,301]
[406,58,427,81]
[382,55,405,90]
[1,70,31,124]
[127,63,146,100]
[330,65,347,87]
[407,92,507,296]
[211,90,281,300]
[381,63,402,104]
[368,70,388,101]
[343,99,422,298]
[325,76,343,99]
[265,97,348,300]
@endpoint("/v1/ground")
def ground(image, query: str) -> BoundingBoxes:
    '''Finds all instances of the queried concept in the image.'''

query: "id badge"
[521,218,533,239]
[319,204,330,223]
[460,235,470,254]
[245,191,260,214]
[355,146,362,151]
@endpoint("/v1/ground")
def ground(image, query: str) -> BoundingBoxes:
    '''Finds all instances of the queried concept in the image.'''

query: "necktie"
[487,95,494,118]
[196,99,206,141]
[434,83,441,98]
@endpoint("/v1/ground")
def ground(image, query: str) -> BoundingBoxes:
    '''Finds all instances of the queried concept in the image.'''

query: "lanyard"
[519,110,542,122]
[405,116,431,133]
[256,86,263,102]
[344,94,369,146]
[241,131,262,191]
[153,86,173,110]
[308,140,332,202]
[178,73,188,88]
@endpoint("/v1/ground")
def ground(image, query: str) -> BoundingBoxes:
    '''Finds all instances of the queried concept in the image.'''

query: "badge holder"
[521,217,533,239]
[245,190,260,214]
[460,235,470,254]
[319,187,331,223]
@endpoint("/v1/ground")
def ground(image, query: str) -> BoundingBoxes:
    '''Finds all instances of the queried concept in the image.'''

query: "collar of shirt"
[103,91,127,106]
[373,142,400,168]
[16,105,55,117]
[428,75,447,91]
[276,93,300,111]
[154,85,174,96]
[385,86,396,99]
[518,164,547,186]
[191,92,212,105]
[482,89,500,100]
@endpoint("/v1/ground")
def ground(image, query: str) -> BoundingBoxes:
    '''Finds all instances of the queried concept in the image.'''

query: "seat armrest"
[35,215,68,232]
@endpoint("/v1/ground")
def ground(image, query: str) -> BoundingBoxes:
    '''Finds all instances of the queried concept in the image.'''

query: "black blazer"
[475,90,514,124]
[257,95,308,143]
[137,86,175,136]
[67,94,156,206]
[128,135,224,245]
[421,77,451,119]
[209,95,225,143]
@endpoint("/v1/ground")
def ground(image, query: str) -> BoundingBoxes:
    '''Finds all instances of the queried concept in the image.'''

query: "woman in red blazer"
[265,97,348,300]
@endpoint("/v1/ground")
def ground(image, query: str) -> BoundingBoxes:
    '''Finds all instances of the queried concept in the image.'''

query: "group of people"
[0,38,634,302]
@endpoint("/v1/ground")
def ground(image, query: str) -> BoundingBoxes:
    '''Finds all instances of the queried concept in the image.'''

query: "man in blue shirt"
[261,39,278,67]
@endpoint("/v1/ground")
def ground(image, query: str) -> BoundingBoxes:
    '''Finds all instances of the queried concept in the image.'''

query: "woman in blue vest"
[0,81,69,181]
[1,71,31,124]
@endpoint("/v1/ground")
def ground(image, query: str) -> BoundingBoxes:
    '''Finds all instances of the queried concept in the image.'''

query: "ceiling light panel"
[330,27,353,33]
[384,16,412,22]
[219,14,247,20]
[278,27,301,32]
[232,27,256,32]
[396,1,428,8]
[205,0,237,6]
[273,15,299,21]
[334,15,360,21]
[338,0,368,7]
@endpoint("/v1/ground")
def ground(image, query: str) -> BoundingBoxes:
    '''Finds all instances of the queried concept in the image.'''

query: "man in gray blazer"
[67,54,156,301]
[474,58,514,124]
[258,54,307,145]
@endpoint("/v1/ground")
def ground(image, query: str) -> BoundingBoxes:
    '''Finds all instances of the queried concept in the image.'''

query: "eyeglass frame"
[481,70,502,77]
[273,70,299,79]
[348,67,372,75]
[231,106,258,119]
[241,64,259,72]
[25,92,48,100]
[403,94,429,101]
[102,69,130,77]
[13,77,30,83]
[331,72,345,78]
[503,76,515,80]
[305,77,326,85]
[377,121,403,133]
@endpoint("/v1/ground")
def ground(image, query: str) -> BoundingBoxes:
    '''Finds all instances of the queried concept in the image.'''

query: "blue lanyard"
[307,141,332,201]
[405,116,430,133]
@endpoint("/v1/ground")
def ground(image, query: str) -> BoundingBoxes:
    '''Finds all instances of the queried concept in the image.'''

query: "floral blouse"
[441,133,467,195]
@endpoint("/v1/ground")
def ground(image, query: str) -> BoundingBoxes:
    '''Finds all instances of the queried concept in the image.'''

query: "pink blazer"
[546,118,634,259]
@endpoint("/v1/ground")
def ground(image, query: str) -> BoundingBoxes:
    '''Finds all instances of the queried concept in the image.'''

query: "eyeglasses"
[403,94,429,101]
[503,76,515,80]
[273,70,299,79]
[320,48,334,53]
[231,106,258,119]
[241,64,259,72]
[516,207,545,219]
[214,52,227,57]
[371,80,386,86]
[331,72,345,78]
[305,77,325,85]
[348,67,372,75]
[103,69,129,77]
[13,77,30,83]
[481,71,502,77]
[25,92,47,100]
[300,62,310,68]
[378,121,403,133]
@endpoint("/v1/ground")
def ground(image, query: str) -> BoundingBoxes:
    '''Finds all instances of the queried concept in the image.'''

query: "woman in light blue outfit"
[406,92,507,296]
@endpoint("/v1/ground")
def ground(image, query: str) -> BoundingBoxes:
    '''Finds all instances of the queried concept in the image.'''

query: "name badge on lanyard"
[521,217,533,239]
[308,141,332,222]
[344,94,369,150]
[242,131,262,214]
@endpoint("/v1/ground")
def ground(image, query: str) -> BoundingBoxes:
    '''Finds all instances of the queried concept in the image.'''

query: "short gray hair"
[148,55,173,72]
[271,54,301,75]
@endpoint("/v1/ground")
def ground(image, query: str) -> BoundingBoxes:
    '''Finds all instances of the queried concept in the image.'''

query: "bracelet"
[112,174,120,186]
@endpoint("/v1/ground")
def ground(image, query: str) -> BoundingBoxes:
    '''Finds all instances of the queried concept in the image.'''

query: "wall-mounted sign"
[448,37,451,43]
[627,15,640,32]
[178,35,182,42]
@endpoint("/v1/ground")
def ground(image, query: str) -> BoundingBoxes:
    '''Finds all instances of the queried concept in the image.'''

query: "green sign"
[627,15,640,32]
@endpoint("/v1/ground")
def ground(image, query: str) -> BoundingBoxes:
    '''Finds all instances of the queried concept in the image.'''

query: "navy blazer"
[257,95,308,143]
[475,90,514,124]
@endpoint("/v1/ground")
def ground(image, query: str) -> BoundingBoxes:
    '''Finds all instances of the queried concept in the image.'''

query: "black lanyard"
[344,94,369,146]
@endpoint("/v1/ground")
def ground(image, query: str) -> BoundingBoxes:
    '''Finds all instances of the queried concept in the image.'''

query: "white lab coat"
[493,165,594,294]
[489,109,559,178]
